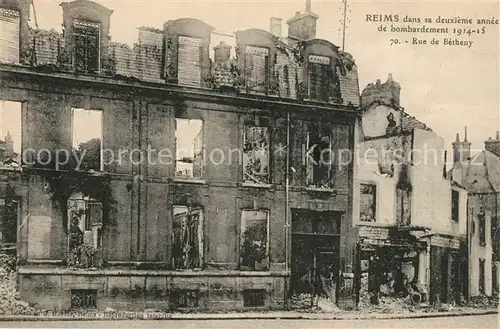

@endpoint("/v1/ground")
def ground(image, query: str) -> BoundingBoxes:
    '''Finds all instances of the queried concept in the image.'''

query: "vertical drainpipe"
[284,110,291,309]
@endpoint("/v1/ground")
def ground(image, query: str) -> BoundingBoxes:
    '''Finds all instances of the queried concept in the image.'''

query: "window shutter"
[0,8,20,64]
[73,20,100,73]
[245,46,269,92]
[86,202,103,229]
[178,36,202,86]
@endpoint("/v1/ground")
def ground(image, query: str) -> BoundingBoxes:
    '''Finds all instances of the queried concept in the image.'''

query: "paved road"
[0,314,498,329]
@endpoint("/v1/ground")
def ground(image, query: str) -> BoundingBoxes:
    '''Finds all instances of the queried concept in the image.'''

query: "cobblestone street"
[0,314,498,329]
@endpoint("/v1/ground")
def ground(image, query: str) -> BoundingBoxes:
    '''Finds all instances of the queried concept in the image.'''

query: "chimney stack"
[360,74,401,108]
[462,126,471,161]
[485,131,500,155]
[452,133,463,165]
[270,17,282,37]
[286,0,319,40]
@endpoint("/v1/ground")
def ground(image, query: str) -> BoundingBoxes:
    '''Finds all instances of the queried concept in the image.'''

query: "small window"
[175,118,203,179]
[177,36,202,86]
[0,8,20,64]
[0,100,22,168]
[172,206,203,270]
[71,289,97,309]
[240,210,269,271]
[170,289,200,308]
[451,190,459,222]
[71,108,103,172]
[73,20,100,73]
[243,289,266,307]
[243,125,270,184]
[305,122,335,189]
[244,46,269,93]
[360,184,376,222]
[396,188,411,226]
[478,210,486,246]
[479,258,485,295]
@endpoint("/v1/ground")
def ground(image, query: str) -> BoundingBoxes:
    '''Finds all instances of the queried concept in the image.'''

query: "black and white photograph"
[0,0,498,328]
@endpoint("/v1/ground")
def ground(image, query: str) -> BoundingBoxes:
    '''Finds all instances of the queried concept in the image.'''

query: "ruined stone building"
[0,0,361,311]
[450,130,500,297]
[354,75,468,306]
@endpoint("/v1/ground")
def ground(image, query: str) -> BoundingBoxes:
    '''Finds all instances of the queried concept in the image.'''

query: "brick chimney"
[286,0,318,40]
[270,17,282,37]
[485,131,500,156]
[462,126,471,161]
[452,133,463,165]
[360,73,401,108]
[214,41,231,64]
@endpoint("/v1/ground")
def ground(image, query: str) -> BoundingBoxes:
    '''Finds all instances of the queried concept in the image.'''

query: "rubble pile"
[358,272,372,308]
[0,254,37,315]
[467,295,499,309]
[289,293,314,310]
[316,296,342,313]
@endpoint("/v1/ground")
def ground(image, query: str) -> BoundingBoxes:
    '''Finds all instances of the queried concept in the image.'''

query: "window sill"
[0,166,22,172]
[241,182,272,189]
[305,186,335,193]
[172,178,206,185]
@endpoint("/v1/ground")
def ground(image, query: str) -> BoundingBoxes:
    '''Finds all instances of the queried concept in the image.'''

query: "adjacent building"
[450,131,500,297]
[0,0,360,311]
[354,75,468,306]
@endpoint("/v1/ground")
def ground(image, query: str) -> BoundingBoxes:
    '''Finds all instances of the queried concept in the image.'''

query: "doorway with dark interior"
[290,209,341,305]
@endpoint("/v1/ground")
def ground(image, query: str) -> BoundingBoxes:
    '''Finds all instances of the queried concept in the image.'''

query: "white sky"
[0,101,22,153]
[25,0,500,155]
[72,108,102,148]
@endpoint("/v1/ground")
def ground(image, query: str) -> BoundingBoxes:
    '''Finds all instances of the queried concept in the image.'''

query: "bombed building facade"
[450,131,500,297]
[354,75,468,306]
[0,0,361,311]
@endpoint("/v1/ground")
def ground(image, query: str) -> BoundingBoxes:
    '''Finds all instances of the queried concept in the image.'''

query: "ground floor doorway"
[290,209,341,303]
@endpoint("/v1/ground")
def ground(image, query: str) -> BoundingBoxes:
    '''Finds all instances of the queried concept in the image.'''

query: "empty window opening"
[175,118,203,179]
[396,188,411,226]
[0,100,22,168]
[479,258,485,295]
[478,210,486,246]
[360,184,376,222]
[240,210,269,271]
[73,20,100,73]
[243,289,266,307]
[305,122,335,189]
[243,125,270,185]
[178,36,202,87]
[0,197,19,246]
[67,193,103,266]
[172,205,203,270]
[0,8,20,64]
[244,46,269,93]
[72,108,103,172]
[451,190,459,222]
[170,289,200,308]
[492,217,498,260]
